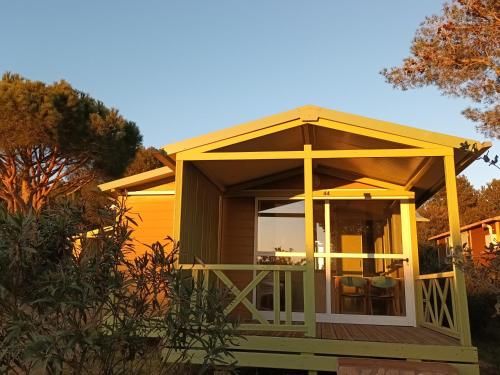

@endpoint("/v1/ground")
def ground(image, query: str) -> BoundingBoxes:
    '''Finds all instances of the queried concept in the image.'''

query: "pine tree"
[0,73,142,213]
[382,0,499,138]
[418,175,484,243]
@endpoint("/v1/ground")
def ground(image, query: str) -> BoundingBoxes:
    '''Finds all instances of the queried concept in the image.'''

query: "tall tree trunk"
[0,146,92,214]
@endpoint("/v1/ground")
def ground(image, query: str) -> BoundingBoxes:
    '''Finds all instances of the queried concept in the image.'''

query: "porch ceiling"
[317,157,424,187]
[192,154,456,205]
[194,159,304,187]
[188,126,457,205]
[193,158,426,189]
[183,126,487,206]
[191,125,428,189]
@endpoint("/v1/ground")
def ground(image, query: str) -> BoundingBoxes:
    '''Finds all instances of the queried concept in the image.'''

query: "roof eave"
[415,141,491,207]
[98,166,174,192]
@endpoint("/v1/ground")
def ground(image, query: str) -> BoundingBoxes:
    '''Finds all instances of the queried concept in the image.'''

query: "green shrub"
[418,243,450,274]
[0,200,236,374]
[468,293,500,339]
[453,243,500,371]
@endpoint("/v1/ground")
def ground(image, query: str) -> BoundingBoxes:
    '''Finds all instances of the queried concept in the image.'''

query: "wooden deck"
[181,323,477,373]
[242,323,460,346]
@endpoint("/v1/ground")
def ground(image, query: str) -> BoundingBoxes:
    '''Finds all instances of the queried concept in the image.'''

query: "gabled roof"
[99,105,490,206]
[98,166,173,192]
[162,105,490,156]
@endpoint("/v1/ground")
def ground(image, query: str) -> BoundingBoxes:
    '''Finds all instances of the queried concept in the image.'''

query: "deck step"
[338,358,458,375]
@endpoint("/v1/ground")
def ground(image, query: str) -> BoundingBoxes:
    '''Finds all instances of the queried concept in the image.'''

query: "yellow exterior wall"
[125,195,175,256]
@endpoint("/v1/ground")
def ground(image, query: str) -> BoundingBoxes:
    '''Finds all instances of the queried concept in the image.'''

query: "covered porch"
[167,106,488,373]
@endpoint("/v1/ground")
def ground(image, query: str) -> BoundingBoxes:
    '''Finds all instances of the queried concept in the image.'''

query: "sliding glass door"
[254,198,416,326]
[320,199,414,325]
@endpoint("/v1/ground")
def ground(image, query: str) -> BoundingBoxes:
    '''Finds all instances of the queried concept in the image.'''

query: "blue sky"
[1,0,497,187]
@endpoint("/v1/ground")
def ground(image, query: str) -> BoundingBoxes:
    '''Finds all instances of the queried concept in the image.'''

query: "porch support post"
[443,154,472,346]
[405,199,423,325]
[303,144,316,337]
[174,159,184,266]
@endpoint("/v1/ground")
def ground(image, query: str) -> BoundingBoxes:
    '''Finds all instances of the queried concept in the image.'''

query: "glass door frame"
[253,196,417,327]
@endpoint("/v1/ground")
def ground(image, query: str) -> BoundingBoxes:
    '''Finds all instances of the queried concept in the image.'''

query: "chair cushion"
[370,276,397,288]
[340,276,367,288]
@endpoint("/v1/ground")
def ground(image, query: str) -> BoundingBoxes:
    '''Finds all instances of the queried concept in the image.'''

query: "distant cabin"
[429,216,500,260]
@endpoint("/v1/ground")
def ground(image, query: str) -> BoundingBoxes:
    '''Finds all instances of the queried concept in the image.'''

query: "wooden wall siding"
[220,197,255,264]
[315,271,326,313]
[220,197,256,320]
[125,195,175,256]
[180,162,221,264]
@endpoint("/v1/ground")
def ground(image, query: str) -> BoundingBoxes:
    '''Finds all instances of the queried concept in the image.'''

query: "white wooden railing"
[416,272,460,338]
[189,264,310,333]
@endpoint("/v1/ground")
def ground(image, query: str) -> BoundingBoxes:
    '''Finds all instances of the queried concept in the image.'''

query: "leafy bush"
[418,243,450,274]
[452,243,500,371]
[468,293,500,339]
[0,200,236,374]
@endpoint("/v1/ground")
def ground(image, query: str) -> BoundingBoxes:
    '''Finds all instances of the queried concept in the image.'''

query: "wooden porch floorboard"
[241,322,460,346]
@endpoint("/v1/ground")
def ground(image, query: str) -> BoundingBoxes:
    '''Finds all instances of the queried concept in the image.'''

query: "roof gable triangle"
[163,105,486,156]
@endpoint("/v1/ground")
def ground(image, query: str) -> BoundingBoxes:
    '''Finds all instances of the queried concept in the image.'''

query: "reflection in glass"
[256,200,306,312]
[257,200,305,259]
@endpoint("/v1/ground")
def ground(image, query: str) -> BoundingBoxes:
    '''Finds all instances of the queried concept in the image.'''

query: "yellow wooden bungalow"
[99,105,491,374]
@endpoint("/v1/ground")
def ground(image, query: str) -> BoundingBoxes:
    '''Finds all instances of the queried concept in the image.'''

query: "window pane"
[257,200,305,255]
[330,200,403,261]
[256,200,306,313]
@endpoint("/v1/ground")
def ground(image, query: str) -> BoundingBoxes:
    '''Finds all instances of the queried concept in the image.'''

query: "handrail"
[416,271,454,280]
[274,251,408,260]
[186,264,306,271]
[328,253,407,260]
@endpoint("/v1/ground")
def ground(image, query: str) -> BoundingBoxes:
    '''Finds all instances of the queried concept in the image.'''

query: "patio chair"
[368,276,399,315]
[338,276,369,314]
